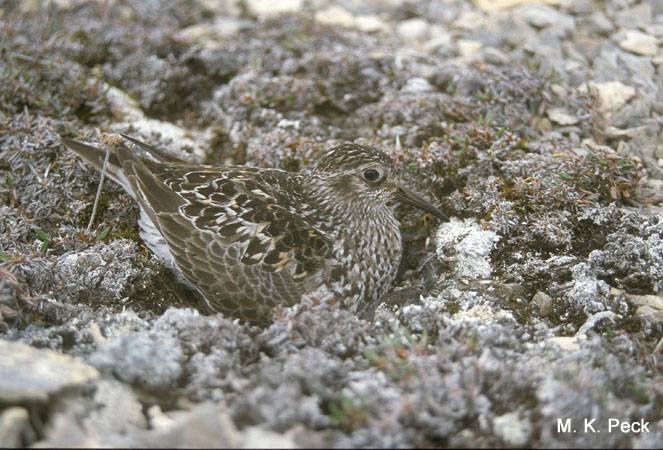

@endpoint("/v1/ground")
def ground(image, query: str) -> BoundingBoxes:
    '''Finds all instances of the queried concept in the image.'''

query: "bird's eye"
[362,168,382,182]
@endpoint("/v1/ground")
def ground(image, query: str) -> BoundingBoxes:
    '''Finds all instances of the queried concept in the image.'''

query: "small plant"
[327,392,368,432]
[96,226,111,241]
[361,328,428,382]
[32,227,50,253]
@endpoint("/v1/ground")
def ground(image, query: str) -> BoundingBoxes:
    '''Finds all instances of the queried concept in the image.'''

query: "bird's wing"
[116,148,333,281]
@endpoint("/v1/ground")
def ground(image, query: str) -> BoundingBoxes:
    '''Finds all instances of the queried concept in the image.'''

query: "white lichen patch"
[435,218,501,280]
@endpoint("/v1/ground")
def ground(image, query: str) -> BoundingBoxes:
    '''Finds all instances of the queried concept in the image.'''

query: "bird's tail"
[61,137,127,187]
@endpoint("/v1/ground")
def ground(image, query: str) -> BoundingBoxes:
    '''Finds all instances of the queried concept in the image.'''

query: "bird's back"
[63,137,336,323]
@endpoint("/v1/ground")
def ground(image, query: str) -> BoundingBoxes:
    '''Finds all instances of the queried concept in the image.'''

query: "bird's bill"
[393,185,448,220]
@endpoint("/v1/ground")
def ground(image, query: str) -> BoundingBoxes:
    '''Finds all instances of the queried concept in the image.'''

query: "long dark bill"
[393,185,448,221]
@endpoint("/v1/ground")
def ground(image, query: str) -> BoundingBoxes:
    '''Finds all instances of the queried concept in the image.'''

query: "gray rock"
[513,4,574,32]
[482,47,509,65]
[401,77,436,93]
[618,29,659,56]
[531,291,553,317]
[614,2,653,29]
[36,379,147,447]
[130,402,242,448]
[587,11,614,35]
[0,407,32,448]
[397,18,430,41]
[0,339,99,403]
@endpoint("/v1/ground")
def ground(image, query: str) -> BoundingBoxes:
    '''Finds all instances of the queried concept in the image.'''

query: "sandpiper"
[62,135,447,324]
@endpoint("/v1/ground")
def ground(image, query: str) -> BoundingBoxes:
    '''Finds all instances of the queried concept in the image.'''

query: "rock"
[401,77,435,93]
[549,336,582,352]
[513,4,574,31]
[577,81,636,111]
[242,426,297,448]
[245,0,303,20]
[0,407,32,448]
[355,15,386,33]
[130,403,241,448]
[177,18,253,47]
[314,6,355,29]
[618,30,659,56]
[315,7,386,33]
[531,291,553,316]
[457,39,483,60]
[614,2,653,30]
[36,379,147,447]
[626,293,663,321]
[0,339,99,403]
[453,10,486,30]
[586,11,614,35]
[423,26,452,51]
[547,107,579,125]
[397,18,429,41]
[474,0,560,13]
[482,47,509,65]
[436,218,501,280]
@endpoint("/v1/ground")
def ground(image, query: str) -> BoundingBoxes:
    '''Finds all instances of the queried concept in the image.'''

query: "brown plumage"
[62,135,447,324]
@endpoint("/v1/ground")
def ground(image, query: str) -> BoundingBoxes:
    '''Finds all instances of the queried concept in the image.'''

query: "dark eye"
[362,168,382,182]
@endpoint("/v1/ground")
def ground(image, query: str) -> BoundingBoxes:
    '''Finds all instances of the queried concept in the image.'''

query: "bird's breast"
[328,210,402,310]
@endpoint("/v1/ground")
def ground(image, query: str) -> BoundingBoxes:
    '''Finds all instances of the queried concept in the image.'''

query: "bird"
[61,134,447,324]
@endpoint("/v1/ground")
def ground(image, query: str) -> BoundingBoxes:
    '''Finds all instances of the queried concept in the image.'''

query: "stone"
[397,18,430,41]
[453,10,486,30]
[482,47,509,65]
[401,77,436,93]
[474,0,560,13]
[547,108,579,125]
[314,6,355,29]
[587,11,614,35]
[626,293,663,321]
[614,3,653,30]
[531,291,554,316]
[245,0,303,20]
[577,81,636,111]
[355,15,386,33]
[0,407,31,448]
[513,4,574,30]
[0,339,99,403]
[457,39,483,60]
[618,30,659,56]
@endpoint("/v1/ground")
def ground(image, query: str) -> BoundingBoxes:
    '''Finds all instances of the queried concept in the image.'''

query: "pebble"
[482,46,510,65]
[474,0,560,13]
[547,108,579,125]
[618,30,659,56]
[531,291,554,316]
[314,6,356,28]
[513,4,574,31]
[577,81,636,111]
[401,77,436,93]
[245,0,303,19]
[453,10,486,30]
[457,39,483,60]
[0,339,99,403]
[397,18,430,41]
[627,293,663,322]
[0,407,31,448]
[586,11,614,34]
